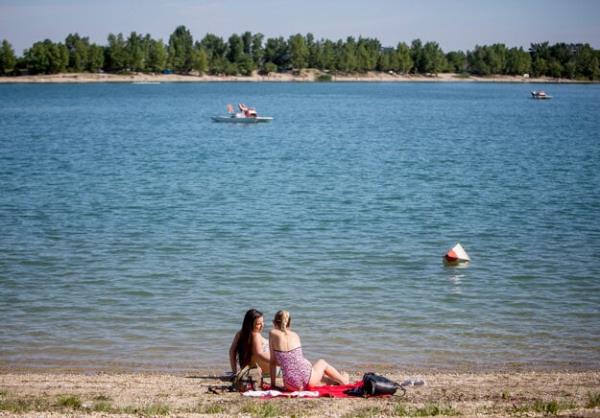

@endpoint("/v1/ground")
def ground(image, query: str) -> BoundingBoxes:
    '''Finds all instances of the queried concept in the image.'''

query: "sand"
[1,369,599,417]
[0,70,591,84]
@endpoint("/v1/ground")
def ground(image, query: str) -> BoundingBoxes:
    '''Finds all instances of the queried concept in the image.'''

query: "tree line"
[1,26,599,79]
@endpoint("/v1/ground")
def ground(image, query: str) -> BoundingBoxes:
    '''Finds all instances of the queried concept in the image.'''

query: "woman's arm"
[268,331,277,388]
[229,331,240,373]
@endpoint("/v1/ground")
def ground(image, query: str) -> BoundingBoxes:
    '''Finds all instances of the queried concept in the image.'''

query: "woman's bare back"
[269,329,301,351]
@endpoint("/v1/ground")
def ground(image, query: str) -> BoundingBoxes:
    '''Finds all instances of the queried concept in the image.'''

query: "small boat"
[443,243,471,265]
[531,90,552,99]
[211,115,273,123]
[212,103,273,123]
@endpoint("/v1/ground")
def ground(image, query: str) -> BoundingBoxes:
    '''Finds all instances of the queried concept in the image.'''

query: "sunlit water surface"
[1,82,599,371]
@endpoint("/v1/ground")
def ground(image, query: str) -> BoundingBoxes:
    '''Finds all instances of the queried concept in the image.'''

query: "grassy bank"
[1,370,599,417]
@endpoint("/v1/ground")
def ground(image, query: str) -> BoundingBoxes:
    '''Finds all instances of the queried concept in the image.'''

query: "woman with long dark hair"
[229,309,270,374]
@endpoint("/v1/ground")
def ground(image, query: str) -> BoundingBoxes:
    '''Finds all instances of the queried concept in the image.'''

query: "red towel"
[309,381,363,398]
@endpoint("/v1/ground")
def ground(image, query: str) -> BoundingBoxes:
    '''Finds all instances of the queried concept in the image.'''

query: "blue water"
[1,82,599,372]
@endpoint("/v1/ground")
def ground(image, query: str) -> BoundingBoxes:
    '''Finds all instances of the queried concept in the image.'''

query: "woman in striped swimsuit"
[269,310,349,391]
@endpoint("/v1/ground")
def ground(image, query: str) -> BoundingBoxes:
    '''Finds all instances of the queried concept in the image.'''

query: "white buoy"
[444,243,470,265]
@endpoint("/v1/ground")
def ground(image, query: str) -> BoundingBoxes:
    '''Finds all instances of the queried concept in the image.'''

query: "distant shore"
[0,70,596,84]
[1,369,599,417]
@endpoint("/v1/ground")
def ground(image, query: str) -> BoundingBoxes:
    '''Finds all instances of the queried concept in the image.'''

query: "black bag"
[362,372,399,396]
[343,372,401,397]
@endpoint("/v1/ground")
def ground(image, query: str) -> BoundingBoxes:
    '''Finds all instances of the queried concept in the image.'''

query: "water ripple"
[1,82,599,371]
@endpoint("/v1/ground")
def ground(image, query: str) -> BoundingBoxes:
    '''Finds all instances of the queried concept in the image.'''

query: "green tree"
[321,40,336,70]
[288,34,309,69]
[168,25,194,73]
[305,33,315,66]
[209,57,231,75]
[65,33,90,72]
[396,42,413,73]
[236,54,255,75]
[592,56,600,80]
[11,30,600,80]
[106,33,127,71]
[227,34,244,65]
[48,41,68,73]
[377,49,392,71]
[411,39,424,73]
[505,47,531,75]
[261,61,277,75]
[147,39,167,72]
[200,33,227,73]
[575,44,599,79]
[264,37,289,69]
[357,37,380,71]
[306,33,323,68]
[421,41,446,74]
[529,42,550,76]
[0,39,17,74]
[355,43,370,72]
[550,42,573,76]
[222,60,238,75]
[467,45,490,75]
[336,37,357,72]
[126,32,146,71]
[532,57,547,77]
[192,45,208,74]
[251,33,264,66]
[24,39,68,74]
[87,44,104,72]
[201,33,227,58]
[378,47,401,72]
[241,31,253,55]
[547,58,563,78]
[446,50,466,73]
[24,42,49,74]
[487,44,507,74]
[563,60,576,79]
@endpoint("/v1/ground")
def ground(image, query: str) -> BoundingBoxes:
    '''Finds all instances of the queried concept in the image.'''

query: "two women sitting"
[229,309,349,391]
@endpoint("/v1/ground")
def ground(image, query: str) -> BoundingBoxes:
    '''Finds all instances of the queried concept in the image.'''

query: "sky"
[1,0,599,55]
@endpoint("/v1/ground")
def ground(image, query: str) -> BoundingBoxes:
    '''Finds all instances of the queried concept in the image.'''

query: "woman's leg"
[256,356,271,376]
[309,359,349,386]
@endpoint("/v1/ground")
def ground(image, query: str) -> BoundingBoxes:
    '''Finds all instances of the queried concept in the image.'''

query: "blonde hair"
[273,310,291,332]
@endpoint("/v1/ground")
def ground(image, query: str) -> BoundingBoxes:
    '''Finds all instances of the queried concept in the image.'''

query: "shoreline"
[0,71,597,84]
[3,358,598,376]
[1,369,599,417]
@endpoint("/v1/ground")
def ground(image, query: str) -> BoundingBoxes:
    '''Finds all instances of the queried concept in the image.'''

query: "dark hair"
[236,309,263,368]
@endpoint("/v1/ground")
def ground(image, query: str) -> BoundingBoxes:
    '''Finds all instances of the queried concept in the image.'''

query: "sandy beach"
[1,369,599,417]
[0,70,591,84]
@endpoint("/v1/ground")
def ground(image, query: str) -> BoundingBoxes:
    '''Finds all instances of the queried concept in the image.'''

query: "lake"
[0,81,599,372]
